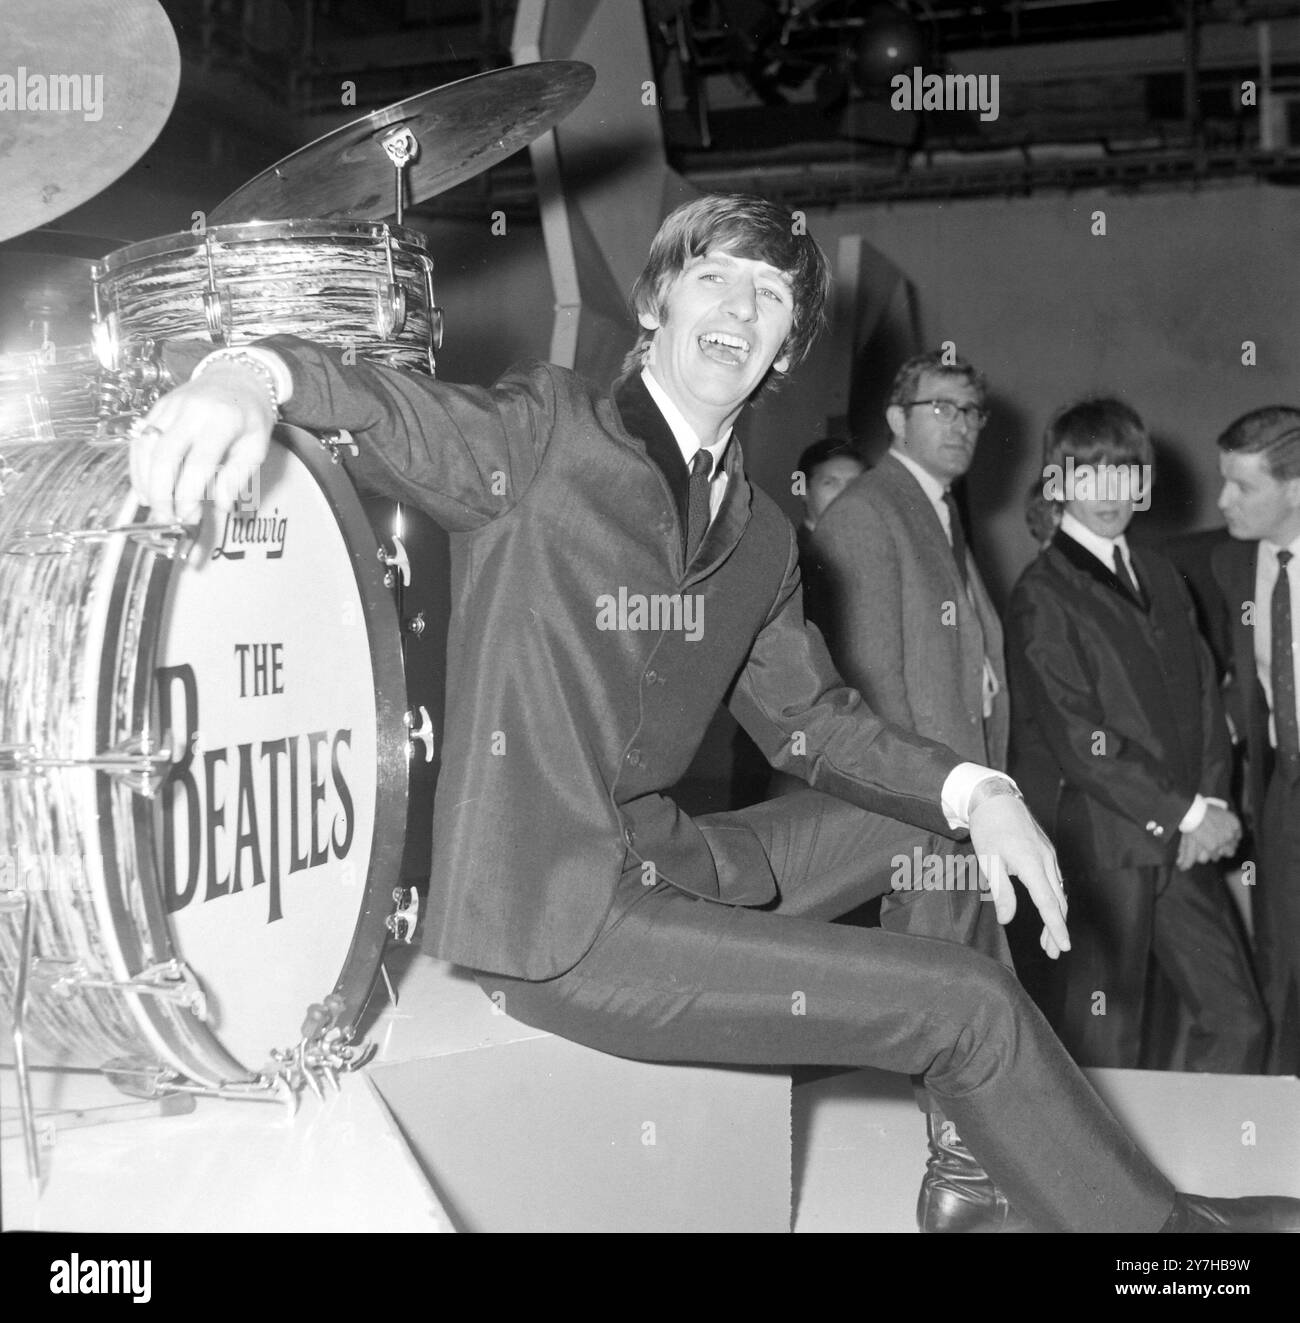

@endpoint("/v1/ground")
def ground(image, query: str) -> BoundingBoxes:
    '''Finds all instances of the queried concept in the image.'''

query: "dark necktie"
[685,450,712,563]
[1272,549,1300,764]
[1112,545,1144,608]
[942,490,968,587]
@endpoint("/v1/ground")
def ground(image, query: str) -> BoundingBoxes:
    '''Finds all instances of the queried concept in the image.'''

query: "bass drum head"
[146,426,408,1081]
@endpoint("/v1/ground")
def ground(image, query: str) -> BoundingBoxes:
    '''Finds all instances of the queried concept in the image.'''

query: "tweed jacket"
[240,338,960,978]
[810,451,1009,768]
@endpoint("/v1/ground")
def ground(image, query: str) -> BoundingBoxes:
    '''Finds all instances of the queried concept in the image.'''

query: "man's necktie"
[1112,545,1145,608]
[942,490,968,587]
[1272,549,1300,765]
[685,450,712,563]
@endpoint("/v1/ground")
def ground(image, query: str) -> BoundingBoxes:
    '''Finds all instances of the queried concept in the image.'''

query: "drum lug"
[431,304,444,352]
[386,885,421,945]
[405,609,426,638]
[202,287,232,345]
[405,705,435,764]
[379,533,410,588]
[33,957,209,1019]
[376,281,407,339]
[316,428,358,463]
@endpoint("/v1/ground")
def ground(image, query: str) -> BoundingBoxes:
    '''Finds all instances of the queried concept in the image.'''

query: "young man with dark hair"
[1214,405,1300,1074]
[1006,398,1265,1073]
[130,197,1296,1231]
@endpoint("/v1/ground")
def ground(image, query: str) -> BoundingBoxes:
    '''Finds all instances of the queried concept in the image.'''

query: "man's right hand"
[1176,804,1241,870]
[129,361,279,524]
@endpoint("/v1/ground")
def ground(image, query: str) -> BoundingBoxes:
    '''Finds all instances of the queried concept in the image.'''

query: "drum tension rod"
[387,885,421,944]
[405,706,434,764]
[4,521,195,560]
[0,734,175,798]
[33,956,208,1019]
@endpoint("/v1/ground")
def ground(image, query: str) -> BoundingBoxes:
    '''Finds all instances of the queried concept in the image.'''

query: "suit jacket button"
[645,669,657,685]
[626,748,642,766]
[624,827,635,846]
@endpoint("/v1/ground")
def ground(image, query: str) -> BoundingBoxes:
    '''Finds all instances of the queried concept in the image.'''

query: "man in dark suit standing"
[129,196,1297,1231]
[1214,406,1300,1074]
[811,351,1020,1230]
[1007,399,1265,1073]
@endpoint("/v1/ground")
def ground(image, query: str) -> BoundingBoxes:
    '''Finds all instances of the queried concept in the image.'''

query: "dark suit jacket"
[1211,537,1270,831]
[1006,531,1231,869]
[810,451,1009,767]
[225,338,960,979]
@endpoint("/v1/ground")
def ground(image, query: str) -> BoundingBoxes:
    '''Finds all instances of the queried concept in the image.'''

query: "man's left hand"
[969,794,1071,959]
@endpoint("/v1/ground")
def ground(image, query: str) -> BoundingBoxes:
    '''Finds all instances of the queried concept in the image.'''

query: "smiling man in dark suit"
[129,196,1297,1231]
[1006,399,1265,1073]
[1214,406,1300,1074]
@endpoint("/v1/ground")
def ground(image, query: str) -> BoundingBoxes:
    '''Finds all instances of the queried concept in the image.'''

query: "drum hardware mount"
[405,705,435,764]
[0,733,175,798]
[29,955,208,1018]
[4,519,195,560]
[1,890,42,1185]
[103,1057,299,1114]
[386,885,420,945]
[381,125,419,229]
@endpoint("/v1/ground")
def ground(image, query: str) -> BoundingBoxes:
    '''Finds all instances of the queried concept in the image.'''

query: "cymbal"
[210,61,596,224]
[0,0,180,243]
[0,232,120,353]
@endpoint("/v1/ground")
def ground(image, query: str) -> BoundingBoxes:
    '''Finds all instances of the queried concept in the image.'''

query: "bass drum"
[0,426,409,1087]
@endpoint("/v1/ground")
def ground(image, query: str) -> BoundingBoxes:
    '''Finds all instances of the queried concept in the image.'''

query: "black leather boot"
[916,1112,1036,1233]
[1161,1193,1300,1232]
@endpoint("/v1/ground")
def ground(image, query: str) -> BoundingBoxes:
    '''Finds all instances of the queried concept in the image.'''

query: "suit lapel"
[611,372,753,585]
[1052,528,1150,613]
[879,453,967,598]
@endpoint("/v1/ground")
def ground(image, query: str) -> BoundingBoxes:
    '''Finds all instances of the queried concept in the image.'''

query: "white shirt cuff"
[941,763,1016,830]
[195,346,294,404]
[1179,795,1226,833]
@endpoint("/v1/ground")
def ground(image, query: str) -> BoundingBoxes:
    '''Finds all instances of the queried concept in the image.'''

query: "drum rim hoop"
[94,219,431,277]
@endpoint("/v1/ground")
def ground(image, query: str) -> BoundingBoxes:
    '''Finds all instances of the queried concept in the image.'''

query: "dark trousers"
[1041,856,1266,1072]
[1259,764,1300,1073]
[477,790,1175,1232]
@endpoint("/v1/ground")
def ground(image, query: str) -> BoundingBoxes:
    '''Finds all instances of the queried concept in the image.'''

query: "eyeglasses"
[906,399,989,428]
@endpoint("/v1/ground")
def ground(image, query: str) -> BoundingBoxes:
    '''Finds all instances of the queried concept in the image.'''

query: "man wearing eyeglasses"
[812,349,1012,1231]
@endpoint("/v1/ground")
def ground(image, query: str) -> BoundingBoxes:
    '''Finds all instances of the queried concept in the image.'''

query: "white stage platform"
[3,948,1298,1233]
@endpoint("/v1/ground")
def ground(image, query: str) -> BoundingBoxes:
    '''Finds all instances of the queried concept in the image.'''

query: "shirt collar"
[1260,534,1300,566]
[889,446,948,505]
[1059,509,1134,568]
[641,367,732,476]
